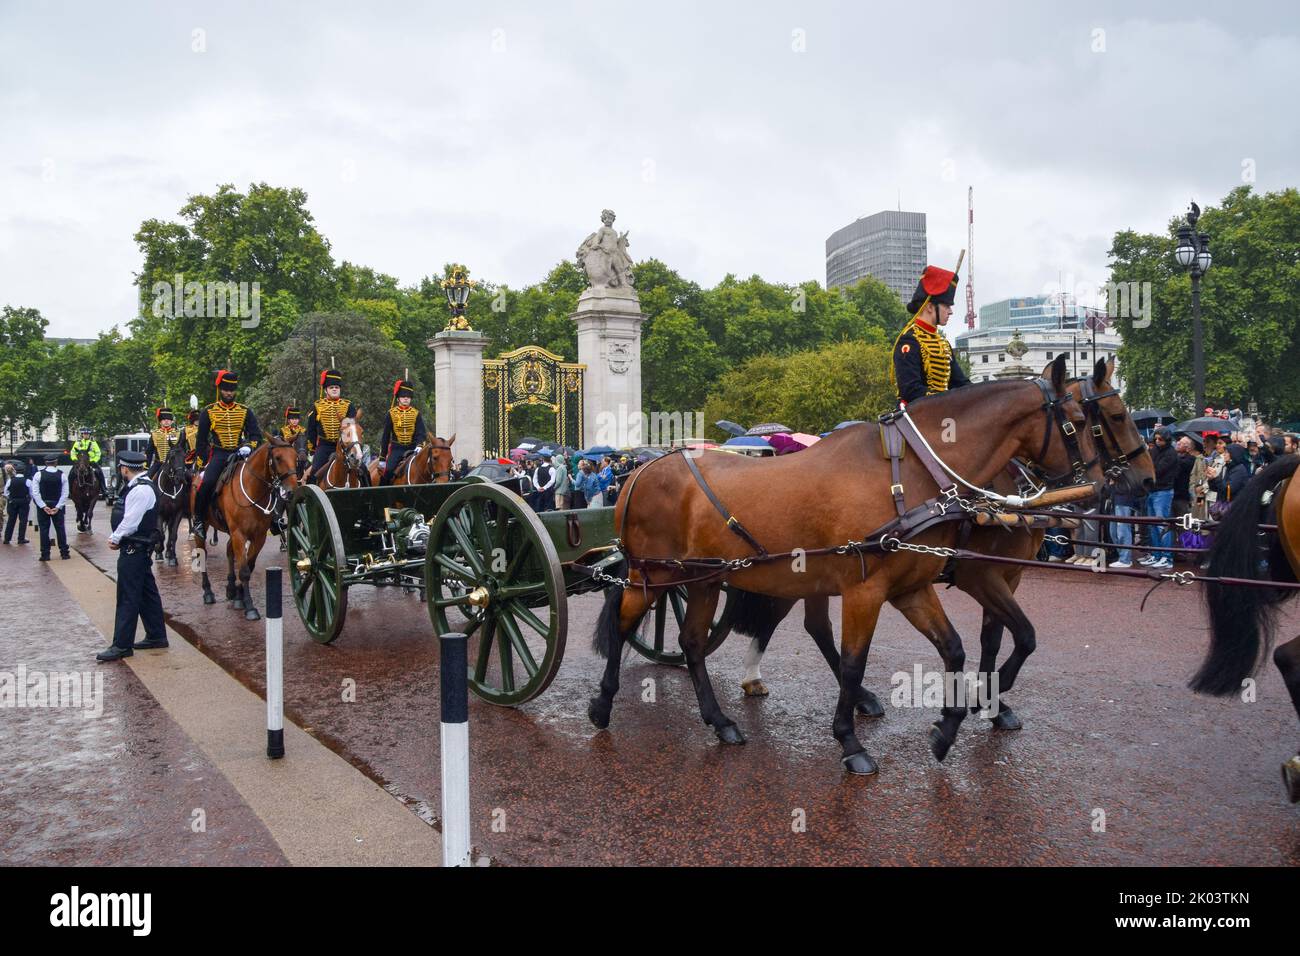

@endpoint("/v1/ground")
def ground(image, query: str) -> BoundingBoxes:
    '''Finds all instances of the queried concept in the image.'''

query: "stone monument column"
[571,209,646,448]
[428,328,489,462]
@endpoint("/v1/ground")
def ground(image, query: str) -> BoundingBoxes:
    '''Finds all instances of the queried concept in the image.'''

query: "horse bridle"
[238,444,298,514]
[423,441,453,481]
[1032,377,1097,488]
[159,453,189,500]
[1076,377,1149,481]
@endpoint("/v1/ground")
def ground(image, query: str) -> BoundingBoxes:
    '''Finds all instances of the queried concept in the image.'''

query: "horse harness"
[1076,376,1148,481]
[613,376,1093,591]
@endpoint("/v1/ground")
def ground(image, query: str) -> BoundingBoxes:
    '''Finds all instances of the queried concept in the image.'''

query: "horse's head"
[1021,354,1105,492]
[259,437,301,509]
[338,417,364,472]
[425,433,456,483]
[1070,355,1155,496]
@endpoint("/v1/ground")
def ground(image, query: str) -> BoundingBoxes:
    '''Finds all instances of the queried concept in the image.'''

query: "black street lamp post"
[1174,202,1213,411]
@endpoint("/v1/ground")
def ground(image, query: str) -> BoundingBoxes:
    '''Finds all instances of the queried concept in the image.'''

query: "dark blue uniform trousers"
[37,507,69,558]
[113,547,165,650]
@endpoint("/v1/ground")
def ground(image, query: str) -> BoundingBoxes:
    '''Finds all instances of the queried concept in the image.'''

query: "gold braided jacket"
[388,406,420,445]
[281,424,304,441]
[207,402,250,450]
[890,320,954,397]
[313,398,350,442]
[151,426,179,461]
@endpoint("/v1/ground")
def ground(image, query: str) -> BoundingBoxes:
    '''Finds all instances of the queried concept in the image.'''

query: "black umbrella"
[745,422,793,437]
[1174,416,1241,435]
[1131,408,1175,423]
[714,420,747,438]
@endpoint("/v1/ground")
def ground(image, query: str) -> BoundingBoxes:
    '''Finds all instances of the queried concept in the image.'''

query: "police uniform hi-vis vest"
[893,320,954,397]
[207,402,250,450]
[151,426,179,461]
[388,406,419,446]
[313,398,349,443]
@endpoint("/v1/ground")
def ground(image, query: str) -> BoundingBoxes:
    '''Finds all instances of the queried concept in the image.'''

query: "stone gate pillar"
[428,328,489,463]
[572,290,645,448]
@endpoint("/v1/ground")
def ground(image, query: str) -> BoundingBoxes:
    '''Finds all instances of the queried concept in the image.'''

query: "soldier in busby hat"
[145,407,181,480]
[191,370,262,540]
[890,264,971,407]
[305,368,357,483]
[377,379,427,485]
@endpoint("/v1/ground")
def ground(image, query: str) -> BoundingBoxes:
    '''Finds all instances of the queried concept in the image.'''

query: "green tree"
[1110,185,1300,420]
[0,305,50,443]
[642,308,725,414]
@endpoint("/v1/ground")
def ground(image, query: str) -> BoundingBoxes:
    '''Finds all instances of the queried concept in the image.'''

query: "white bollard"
[440,632,471,866]
[266,567,285,759]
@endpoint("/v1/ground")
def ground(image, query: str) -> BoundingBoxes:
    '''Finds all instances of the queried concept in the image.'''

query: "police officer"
[145,407,181,480]
[31,454,70,561]
[378,379,426,485]
[890,264,970,408]
[68,426,108,498]
[97,450,167,661]
[4,463,31,545]
[192,370,262,540]
[305,368,357,483]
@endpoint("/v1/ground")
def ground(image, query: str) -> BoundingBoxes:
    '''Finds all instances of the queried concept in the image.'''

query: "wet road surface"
[8,521,1300,866]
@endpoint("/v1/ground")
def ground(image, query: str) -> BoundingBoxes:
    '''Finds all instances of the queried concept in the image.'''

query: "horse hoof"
[1283,756,1300,804]
[202,592,215,605]
[166,557,177,567]
[928,724,956,762]
[244,608,260,622]
[231,598,244,609]
[856,689,886,718]
[587,698,611,729]
[985,707,1022,731]
[842,751,878,775]
[714,723,746,745]
[741,679,768,697]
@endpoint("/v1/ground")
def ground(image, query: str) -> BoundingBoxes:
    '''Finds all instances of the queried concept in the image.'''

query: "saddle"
[213,452,243,500]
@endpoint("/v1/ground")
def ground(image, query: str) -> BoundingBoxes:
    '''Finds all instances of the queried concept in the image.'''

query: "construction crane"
[965,186,976,330]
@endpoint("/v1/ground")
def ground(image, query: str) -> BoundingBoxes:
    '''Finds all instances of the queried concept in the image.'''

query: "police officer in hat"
[378,379,426,485]
[68,426,108,498]
[890,263,970,407]
[192,370,261,540]
[97,450,167,661]
[305,368,358,483]
[31,454,70,561]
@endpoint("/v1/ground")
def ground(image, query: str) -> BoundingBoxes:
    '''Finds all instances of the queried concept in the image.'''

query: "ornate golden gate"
[482,345,584,458]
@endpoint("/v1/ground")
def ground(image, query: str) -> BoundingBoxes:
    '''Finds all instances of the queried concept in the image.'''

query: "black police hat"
[119,450,147,467]
[44,454,59,464]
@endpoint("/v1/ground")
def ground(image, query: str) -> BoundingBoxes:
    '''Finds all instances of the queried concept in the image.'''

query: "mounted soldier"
[192,370,262,541]
[68,426,108,498]
[145,407,181,481]
[184,409,203,467]
[377,379,427,485]
[281,406,305,444]
[306,368,357,483]
[890,262,970,408]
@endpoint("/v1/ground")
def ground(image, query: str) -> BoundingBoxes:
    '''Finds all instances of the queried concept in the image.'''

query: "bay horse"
[730,357,1155,732]
[153,433,192,566]
[1192,452,1300,802]
[589,356,1104,774]
[190,437,299,620]
[368,434,456,486]
[312,416,367,489]
[69,450,100,533]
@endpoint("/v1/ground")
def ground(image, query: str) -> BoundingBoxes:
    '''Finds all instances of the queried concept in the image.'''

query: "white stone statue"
[576,209,635,292]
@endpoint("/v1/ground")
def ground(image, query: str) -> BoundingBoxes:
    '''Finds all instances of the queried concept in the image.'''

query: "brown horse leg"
[801,595,885,718]
[241,529,265,620]
[1274,635,1300,803]
[225,536,239,603]
[677,583,742,743]
[587,583,654,728]
[836,584,886,773]
[198,542,215,604]
[890,584,970,762]
[962,575,1031,731]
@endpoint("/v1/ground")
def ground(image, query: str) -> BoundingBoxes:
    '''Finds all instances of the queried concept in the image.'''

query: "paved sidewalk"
[0,540,442,866]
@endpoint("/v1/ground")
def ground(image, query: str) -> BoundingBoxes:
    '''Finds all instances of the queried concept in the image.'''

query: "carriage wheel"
[427,483,566,707]
[626,584,735,665]
[287,485,349,644]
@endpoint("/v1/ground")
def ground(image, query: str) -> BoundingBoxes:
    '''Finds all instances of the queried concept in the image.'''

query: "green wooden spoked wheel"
[426,483,567,706]
[287,485,349,644]
[626,584,735,665]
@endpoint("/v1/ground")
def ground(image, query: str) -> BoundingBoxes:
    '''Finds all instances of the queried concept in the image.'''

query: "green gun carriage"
[286,478,732,706]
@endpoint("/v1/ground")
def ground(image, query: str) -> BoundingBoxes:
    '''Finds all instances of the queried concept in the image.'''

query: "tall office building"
[825,210,927,301]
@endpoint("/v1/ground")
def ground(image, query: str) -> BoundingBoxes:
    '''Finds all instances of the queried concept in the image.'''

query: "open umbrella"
[745,422,792,437]
[581,445,616,456]
[714,420,747,438]
[1131,408,1175,423]
[767,433,820,455]
[834,420,868,430]
[628,445,667,460]
[1174,416,1241,435]
[722,436,770,448]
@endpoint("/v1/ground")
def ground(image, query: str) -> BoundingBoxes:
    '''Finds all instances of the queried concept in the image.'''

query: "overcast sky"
[2,1,1296,341]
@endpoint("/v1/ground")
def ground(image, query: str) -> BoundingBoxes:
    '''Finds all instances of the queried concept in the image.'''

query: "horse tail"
[591,562,629,658]
[1191,455,1300,696]
[728,588,785,639]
